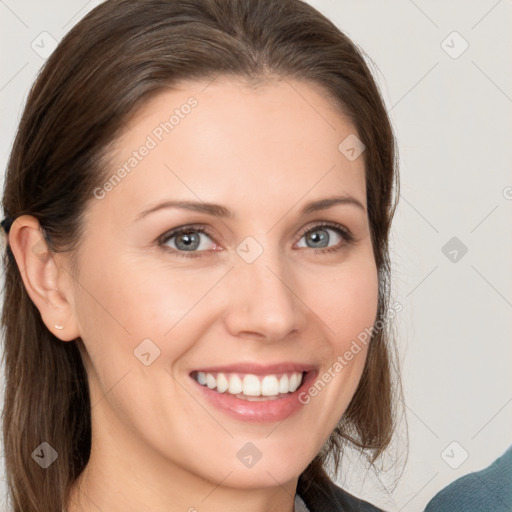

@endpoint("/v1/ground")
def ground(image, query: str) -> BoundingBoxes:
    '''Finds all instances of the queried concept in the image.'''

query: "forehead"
[92,76,366,223]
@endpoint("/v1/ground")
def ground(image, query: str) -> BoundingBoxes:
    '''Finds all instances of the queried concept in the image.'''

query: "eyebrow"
[134,194,366,222]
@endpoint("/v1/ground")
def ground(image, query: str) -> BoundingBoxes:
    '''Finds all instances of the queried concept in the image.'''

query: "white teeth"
[206,373,216,389]
[216,373,229,393]
[242,374,261,396]
[194,371,304,397]
[261,375,279,396]
[289,372,301,392]
[228,374,243,394]
[278,374,289,393]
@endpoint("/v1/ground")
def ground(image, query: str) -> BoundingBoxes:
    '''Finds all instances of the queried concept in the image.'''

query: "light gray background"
[1,1,511,510]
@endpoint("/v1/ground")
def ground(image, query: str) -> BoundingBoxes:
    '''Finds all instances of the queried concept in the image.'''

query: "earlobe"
[7,215,80,342]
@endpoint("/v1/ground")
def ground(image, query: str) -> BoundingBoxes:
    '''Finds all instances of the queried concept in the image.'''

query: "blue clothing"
[424,445,512,512]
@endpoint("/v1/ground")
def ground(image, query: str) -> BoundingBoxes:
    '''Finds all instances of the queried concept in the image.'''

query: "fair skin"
[9,76,378,512]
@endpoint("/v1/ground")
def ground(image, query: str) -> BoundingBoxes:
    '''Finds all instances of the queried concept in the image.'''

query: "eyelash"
[157,222,355,259]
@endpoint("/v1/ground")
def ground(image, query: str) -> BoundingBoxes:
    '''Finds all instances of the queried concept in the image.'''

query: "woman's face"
[67,76,378,490]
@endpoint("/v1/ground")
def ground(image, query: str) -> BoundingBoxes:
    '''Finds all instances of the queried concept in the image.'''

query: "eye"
[159,224,218,258]
[295,222,354,253]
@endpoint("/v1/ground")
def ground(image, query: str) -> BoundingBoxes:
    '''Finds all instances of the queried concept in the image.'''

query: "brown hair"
[1,0,401,510]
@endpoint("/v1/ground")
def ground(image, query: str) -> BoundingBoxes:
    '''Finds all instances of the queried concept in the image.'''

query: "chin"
[207,444,317,490]
[214,464,304,490]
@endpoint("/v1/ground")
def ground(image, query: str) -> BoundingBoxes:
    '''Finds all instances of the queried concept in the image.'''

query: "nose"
[222,245,307,342]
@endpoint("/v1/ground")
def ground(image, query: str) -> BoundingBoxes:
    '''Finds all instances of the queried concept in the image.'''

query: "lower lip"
[190,371,318,423]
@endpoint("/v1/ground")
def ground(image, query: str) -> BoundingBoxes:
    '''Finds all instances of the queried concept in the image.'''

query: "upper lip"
[190,362,316,375]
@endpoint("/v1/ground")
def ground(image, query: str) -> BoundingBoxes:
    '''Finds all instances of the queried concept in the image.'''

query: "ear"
[7,215,81,342]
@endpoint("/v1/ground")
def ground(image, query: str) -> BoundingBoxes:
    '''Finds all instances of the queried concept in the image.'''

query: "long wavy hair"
[1,0,401,510]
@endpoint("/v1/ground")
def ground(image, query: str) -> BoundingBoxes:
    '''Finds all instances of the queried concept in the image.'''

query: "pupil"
[177,232,199,250]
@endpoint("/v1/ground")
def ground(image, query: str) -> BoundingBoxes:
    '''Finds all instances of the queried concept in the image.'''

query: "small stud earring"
[54,324,64,330]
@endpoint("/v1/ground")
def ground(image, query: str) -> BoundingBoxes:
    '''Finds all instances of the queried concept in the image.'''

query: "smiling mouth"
[190,370,306,401]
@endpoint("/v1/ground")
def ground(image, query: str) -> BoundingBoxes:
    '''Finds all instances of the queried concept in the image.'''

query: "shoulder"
[424,445,512,512]
[297,468,386,512]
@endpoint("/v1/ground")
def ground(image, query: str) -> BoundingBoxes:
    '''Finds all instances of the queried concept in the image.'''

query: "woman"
[1,0,401,510]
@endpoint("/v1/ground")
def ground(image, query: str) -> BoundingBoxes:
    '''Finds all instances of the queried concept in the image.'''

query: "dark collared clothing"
[297,468,386,512]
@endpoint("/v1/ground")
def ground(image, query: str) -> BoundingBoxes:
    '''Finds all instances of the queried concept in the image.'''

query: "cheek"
[75,253,227,345]
[305,255,379,350]
[295,255,379,413]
